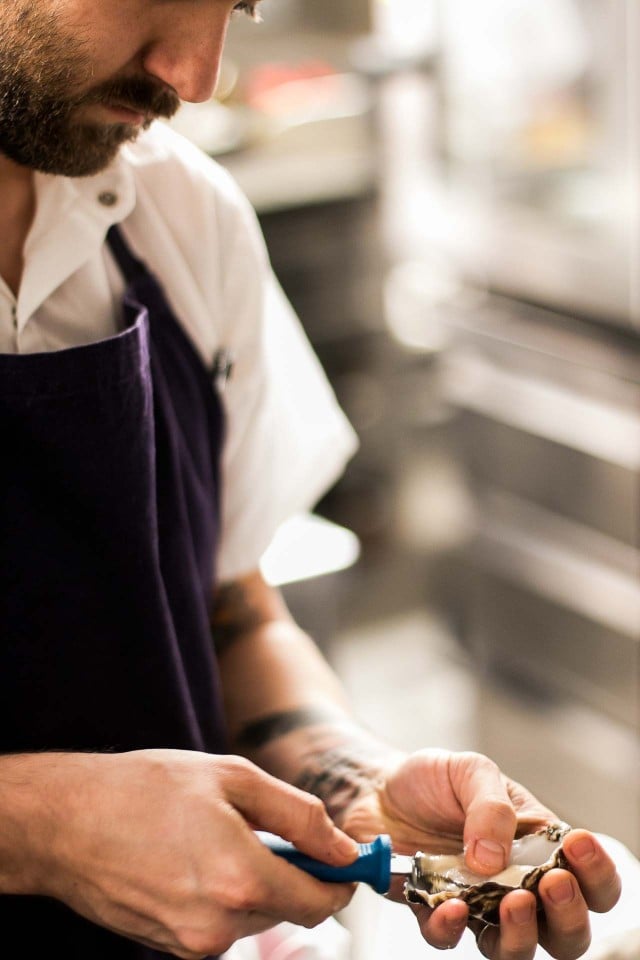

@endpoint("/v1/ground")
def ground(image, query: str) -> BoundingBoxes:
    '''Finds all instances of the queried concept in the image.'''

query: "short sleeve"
[215,192,359,582]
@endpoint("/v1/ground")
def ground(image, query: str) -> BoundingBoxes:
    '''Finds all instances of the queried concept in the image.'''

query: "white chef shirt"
[0,122,358,581]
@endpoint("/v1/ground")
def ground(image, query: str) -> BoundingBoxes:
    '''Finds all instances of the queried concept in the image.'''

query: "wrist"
[254,717,404,828]
[0,751,95,896]
[234,701,407,830]
[298,742,405,834]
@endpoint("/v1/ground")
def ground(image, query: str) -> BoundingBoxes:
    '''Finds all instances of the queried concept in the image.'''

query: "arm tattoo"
[236,707,387,820]
[209,581,265,655]
[236,706,345,751]
[295,746,386,822]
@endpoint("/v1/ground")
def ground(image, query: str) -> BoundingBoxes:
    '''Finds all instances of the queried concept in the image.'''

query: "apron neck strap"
[106,225,148,285]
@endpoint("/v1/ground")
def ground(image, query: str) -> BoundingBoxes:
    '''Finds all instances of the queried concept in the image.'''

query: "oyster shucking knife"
[257,822,572,926]
[256,831,414,894]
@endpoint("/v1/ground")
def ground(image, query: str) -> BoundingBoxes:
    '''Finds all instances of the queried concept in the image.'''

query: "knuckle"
[224,876,262,912]
[504,932,534,955]
[178,940,212,959]
[173,931,215,959]
[559,933,592,960]
[176,921,235,959]
[221,754,253,778]
[298,904,334,930]
[541,908,591,952]
[208,933,237,958]
[594,874,622,912]
[217,754,262,791]
[559,918,590,941]
[455,751,510,792]
[297,887,353,929]
[460,749,496,769]
[484,796,516,824]
[303,795,330,830]
[333,886,356,912]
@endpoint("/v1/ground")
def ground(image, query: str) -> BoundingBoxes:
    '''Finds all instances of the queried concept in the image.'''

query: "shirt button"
[98,190,118,207]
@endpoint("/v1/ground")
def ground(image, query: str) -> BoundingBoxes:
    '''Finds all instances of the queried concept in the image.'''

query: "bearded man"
[0,3,620,960]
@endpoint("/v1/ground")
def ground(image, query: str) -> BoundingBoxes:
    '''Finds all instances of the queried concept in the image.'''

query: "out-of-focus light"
[373,0,437,57]
[383,259,462,353]
[260,513,361,586]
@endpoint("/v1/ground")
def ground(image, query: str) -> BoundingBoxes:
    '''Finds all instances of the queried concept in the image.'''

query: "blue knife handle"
[256,831,392,894]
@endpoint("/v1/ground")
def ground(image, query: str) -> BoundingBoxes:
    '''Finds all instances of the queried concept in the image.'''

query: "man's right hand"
[0,749,357,958]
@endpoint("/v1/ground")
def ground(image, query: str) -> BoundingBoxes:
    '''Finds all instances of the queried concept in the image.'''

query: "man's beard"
[0,6,181,177]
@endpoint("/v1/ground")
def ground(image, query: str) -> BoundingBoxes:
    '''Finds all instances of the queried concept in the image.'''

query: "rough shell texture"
[405,822,571,926]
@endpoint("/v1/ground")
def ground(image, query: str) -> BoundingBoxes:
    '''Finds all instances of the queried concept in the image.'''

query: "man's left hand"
[337,747,621,958]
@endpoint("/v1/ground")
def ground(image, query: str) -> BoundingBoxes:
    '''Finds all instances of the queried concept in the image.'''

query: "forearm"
[239,702,403,830]
[213,571,403,827]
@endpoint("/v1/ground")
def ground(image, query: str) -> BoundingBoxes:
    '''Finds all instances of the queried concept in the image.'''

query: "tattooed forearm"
[235,705,392,820]
[295,746,386,822]
[236,706,346,752]
[211,572,292,655]
[210,581,266,654]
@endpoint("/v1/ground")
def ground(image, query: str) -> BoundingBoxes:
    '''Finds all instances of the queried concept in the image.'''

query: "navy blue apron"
[0,225,229,958]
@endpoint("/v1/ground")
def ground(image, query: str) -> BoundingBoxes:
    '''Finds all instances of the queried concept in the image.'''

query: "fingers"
[205,756,358,932]
[138,911,279,960]
[218,757,358,927]
[411,893,541,959]
[562,830,622,914]
[219,839,356,930]
[220,756,358,864]
[452,753,518,874]
[409,898,469,951]
[468,891,539,960]
[537,867,592,960]
[536,838,621,960]
[413,844,617,960]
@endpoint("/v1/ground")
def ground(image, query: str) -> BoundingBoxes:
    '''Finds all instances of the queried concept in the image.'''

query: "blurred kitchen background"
[170,1,640,955]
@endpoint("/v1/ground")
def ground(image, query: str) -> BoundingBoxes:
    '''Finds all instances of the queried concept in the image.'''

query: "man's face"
[0,1,252,177]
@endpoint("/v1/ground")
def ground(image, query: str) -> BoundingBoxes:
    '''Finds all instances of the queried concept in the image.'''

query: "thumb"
[451,752,517,876]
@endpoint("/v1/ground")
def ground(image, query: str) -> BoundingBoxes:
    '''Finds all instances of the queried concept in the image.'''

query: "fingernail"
[548,879,575,905]
[509,901,534,925]
[474,839,506,871]
[569,836,595,862]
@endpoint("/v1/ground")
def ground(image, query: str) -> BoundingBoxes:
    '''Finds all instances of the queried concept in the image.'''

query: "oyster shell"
[405,822,572,926]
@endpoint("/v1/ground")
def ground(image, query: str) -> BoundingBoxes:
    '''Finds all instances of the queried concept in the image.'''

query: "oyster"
[405,822,572,926]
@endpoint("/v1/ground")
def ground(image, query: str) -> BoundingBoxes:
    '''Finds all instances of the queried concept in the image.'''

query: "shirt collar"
[17,150,136,328]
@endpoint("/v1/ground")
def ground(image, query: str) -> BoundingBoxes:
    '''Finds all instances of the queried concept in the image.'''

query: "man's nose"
[142,9,230,103]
